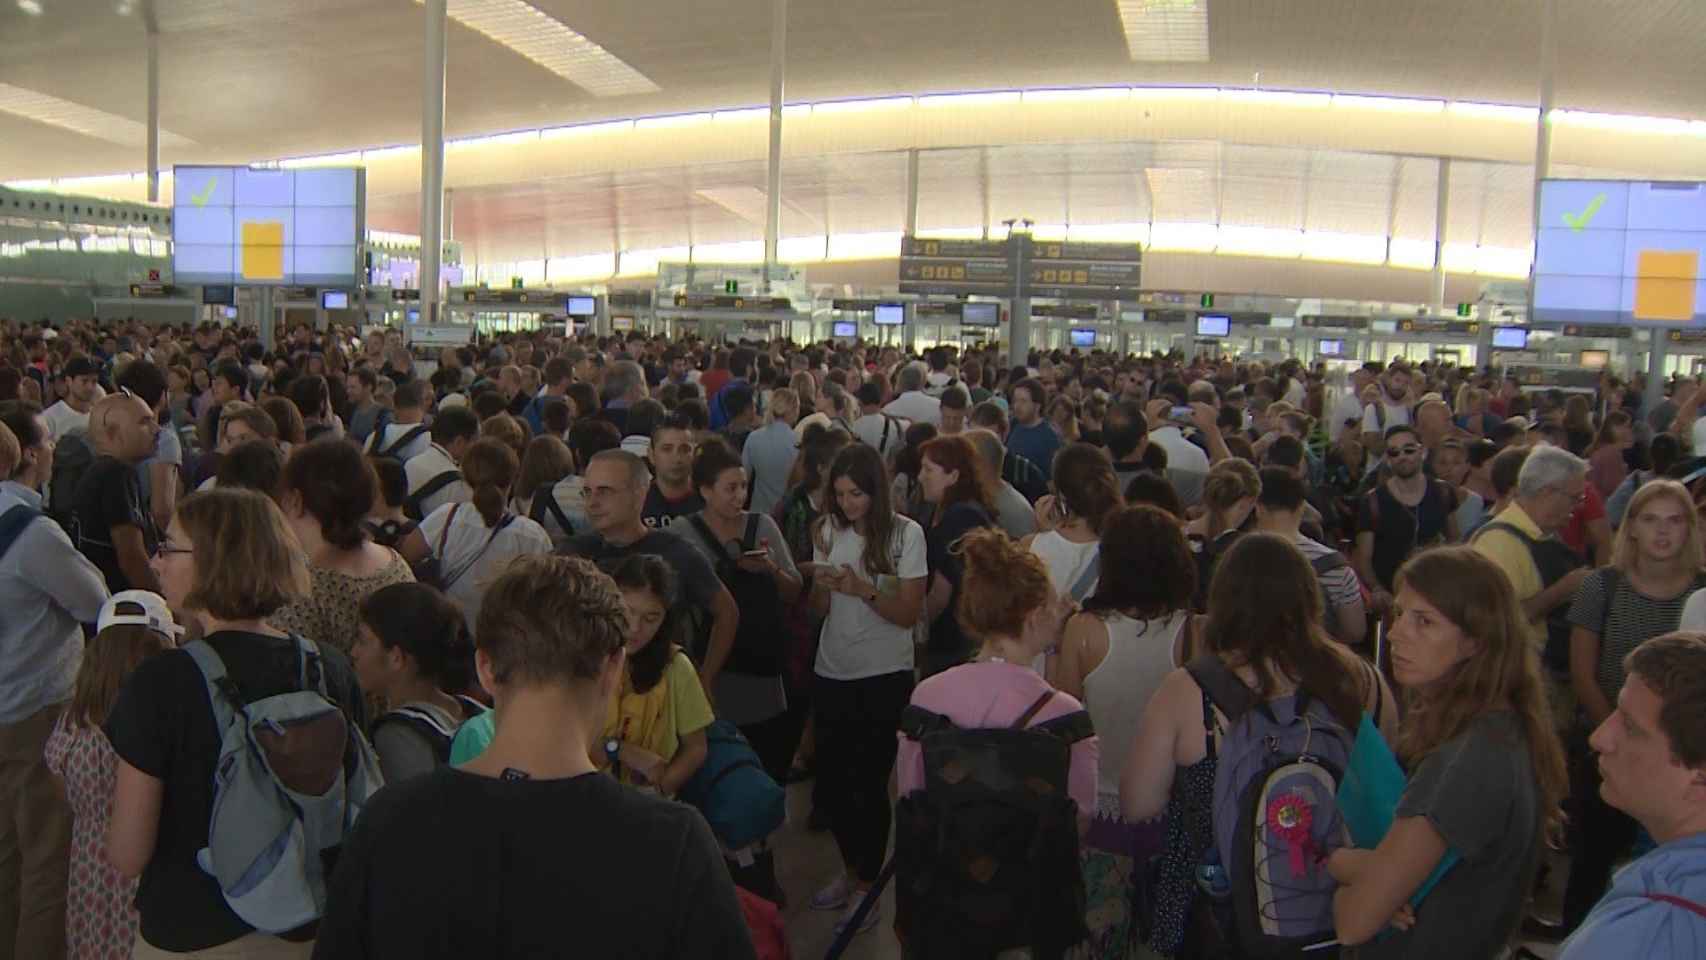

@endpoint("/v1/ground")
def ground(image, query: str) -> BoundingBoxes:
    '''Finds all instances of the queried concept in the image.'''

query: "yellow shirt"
[602,650,714,782]
[1471,503,1547,652]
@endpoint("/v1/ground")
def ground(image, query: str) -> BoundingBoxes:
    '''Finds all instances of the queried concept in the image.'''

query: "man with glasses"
[1354,424,1460,615]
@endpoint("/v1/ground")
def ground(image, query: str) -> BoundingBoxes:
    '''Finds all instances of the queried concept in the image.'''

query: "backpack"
[0,504,44,561]
[686,513,784,676]
[182,635,382,933]
[372,424,429,463]
[892,690,1093,960]
[405,470,462,523]
[1310,551,1351,626]
[47,427,94,525]
[1185,655,1355,958]
[371,696,487,765]
[424,504,515,592]
[677,719,787,850]
[1469,520,1585,674]
[529,485,576,539]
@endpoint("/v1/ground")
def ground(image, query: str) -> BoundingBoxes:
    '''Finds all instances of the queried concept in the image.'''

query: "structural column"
[762,0,788,286]
[905,148,920,237]
[145,26,160,202]
[1009,234,1030,370]
[420,0,448,327]
[1433,157,1451,312]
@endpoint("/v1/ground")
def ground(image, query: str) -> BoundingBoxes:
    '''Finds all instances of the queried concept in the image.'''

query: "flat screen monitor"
[406,308,420,324]
[832,321,857,338]
[960,302,1000,327]
[321,290,349,310]
[1069,328,1096,347]
[1319,339,1344,356]
[222,306,238,320]
[873,303,905,326]
[1580,349,1610,369]
[1372,319,1398,334]
[1195,314,1230,338]
[1492,327,1529,349]
[201,284,235,306]
[172,164,364,286]
[1533,179,1706,326]
[612,316,635,331]
[566,295,597,317]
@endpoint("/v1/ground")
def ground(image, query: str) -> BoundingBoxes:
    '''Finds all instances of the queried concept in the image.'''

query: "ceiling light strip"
[424,0,659,97]
[1116,0,1210,64]
[0,83,194,149]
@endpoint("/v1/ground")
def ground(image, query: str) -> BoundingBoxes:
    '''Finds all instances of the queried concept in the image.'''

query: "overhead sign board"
[1399,318,1481,335]
[900,235,1142,299]
[1554,322,1635,339]
[899,235,1014,296]
[1299,315,1373,330]
[670,293,795,311]
[1027,240,1143,299]
[1032,303,1100,320]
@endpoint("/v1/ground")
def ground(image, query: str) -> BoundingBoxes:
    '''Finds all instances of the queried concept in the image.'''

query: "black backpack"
[685,513,784,676]
[404,470,462,523]
[892,690,1092,960]
[529,485,576,539]
[371,696,487,765]
[371,424,429,463]
[1470,520,1585,673]
[47,428,94,527]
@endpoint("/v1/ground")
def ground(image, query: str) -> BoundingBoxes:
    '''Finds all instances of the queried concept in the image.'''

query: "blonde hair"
[1613,479,1703,574]
[179,489,311,620]
[767,387,800,424]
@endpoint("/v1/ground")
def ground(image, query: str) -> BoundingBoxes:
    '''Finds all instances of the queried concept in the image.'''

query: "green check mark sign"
[1562,192,1607,232]
[189,176,218,208]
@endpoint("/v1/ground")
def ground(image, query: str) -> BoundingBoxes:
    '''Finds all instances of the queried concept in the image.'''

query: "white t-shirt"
[367,421,431,462]
[42,401,89,441]
[405,443,471,518]
[419,503,551,637]
[813,516,928,681]
[1361,398,1411,434]
[1331,392,1364,432]
[882,391,942,428]
[852,412,906,456]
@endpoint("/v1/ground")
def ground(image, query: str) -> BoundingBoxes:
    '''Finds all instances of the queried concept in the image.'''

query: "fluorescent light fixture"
[0,83,194,148]
[540,119,633,139]
[1148,222,1219,252]
[1549,109,1697,136]
[692,240,764,264]
[1440,242,1479,273]
[1387,237,1436,269]
[1302,231,1387,264]
[811,97,913,115]
[448,129,539,149]
[1029,224,1069,241]
[713,107,769,123]
[1447,101,1538,122]
[635,112,712,130]
[1222,89,1330,108]
[918,91,1021,109]
[777,235,828,262]
[783,103,812,118]
[1116,0,1209,63]
[1332,94,1444,114]
[426,0,658,97]
[618,246,688,276]
[1475,245,1531,278]
[915,227,986,239]
[546,253,614,280]
[17,0,43,15]
[279,151,363,168]
[1133,86,1220,102]
[828,232,902,261]
[514,259,546,284]
[1068,222,1149,244]
[1022,87,1130,104]
[1217,226,1303,258]
[361,144,420,161]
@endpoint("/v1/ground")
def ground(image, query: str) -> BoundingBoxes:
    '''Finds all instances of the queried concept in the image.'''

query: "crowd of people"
[0,313,1703,959]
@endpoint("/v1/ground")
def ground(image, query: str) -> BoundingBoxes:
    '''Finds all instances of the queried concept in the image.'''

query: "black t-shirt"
[642,483,704,530]
[73,454,158,593]
[312,768,755,960]
[563,530,722,656]
[924,501,995,674]
[104,631,366,952]
[1357,479,1457,591]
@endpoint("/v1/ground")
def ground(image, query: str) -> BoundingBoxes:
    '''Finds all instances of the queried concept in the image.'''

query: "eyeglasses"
[1385,444,1422,458]
[153,542,193,559]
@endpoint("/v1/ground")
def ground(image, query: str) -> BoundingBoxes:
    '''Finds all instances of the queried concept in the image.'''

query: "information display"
[173,165,364,286]
[832,321,857,338]
[1491,327,1529,349]
[874,303,905,326]
[1319,339,1343,356]
[566,296,597,317]
[321,290,349,310]
[1196,314,1230,337]
[1534,180,1706,326]
[1069,328,1096,347]
[960,302,1001,327]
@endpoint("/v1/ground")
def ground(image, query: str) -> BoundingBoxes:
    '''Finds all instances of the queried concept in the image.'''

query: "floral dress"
[43,715,139,960]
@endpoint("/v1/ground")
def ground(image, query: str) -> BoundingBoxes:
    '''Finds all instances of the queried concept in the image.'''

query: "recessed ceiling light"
[0,83,194,148]
[1115,0,1209,63]
[417,0,658,97]
[18,0,45,15]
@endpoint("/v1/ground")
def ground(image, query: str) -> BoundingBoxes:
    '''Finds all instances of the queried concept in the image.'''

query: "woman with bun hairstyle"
[403,439,552,638]
[352,582,487,784]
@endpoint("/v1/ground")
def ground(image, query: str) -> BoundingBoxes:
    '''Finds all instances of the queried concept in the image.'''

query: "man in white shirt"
[367,380,433,462]
[1330,363,1379,437]
[1147,384,1212,508]
[404,405,477,519]
[1360,363,1414,447]
[882,364,941,427]
[42,356,101,441]
[851,383,906,458]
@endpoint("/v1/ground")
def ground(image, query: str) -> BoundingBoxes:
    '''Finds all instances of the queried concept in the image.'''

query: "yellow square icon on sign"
[240,221,285,281]
[951,267,966,280]
[1634,250,1700,323]
[1075,270,1090,284]
[921,266,936,280]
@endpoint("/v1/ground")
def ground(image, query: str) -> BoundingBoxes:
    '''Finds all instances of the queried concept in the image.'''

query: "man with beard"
[1354,423,1460,614]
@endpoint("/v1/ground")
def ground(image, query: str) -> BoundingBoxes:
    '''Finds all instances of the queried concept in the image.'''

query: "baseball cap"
[63,356,99,379]
[98,590,184,640]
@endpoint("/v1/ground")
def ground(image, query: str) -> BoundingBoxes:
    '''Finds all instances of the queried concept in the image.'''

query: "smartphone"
[742,549,768,559]
[1170,405,1194,421]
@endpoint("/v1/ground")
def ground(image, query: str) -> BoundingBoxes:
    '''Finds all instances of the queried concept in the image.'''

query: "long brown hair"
[1050,442,1121,534]
[1393,546,1569,835]
[70,612,172,728]
[955,527,1050,640]
[921,435,996,517]
[1203,532,1365,730]
[461,438,519,527]
[816,443,901,577]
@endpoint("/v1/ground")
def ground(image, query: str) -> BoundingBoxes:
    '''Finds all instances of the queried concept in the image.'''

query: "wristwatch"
[604,738,621,778]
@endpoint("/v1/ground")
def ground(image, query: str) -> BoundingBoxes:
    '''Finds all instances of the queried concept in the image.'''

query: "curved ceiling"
[2,0,1705,180]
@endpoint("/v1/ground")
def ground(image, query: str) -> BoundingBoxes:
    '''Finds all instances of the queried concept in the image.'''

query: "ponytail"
[459,438,519,528]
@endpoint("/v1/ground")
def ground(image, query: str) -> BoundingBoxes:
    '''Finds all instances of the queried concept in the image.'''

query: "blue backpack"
[677,720,785,850]
[1186,655,1356,958]
[0,504,44,561]
[183,636,383,933]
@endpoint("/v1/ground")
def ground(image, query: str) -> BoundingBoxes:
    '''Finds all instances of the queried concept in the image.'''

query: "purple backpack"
[1186,655,1355,958]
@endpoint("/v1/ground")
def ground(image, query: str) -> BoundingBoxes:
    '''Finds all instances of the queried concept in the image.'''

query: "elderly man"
[883,364,942,428]
[599,360,648,436]
[73,393,162,593]
[1559,634,1706,960]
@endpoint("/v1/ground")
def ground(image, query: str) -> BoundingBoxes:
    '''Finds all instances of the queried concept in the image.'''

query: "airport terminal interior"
[2,1,1706,958]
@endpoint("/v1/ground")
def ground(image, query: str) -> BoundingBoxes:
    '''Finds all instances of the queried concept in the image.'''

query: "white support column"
[905,148,920,237]
[145,27,160,202]
[762,0,788,287]
[420,0,448,328]
[1433,157,1451,312]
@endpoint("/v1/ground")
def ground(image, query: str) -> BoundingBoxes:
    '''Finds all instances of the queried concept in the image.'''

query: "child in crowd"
[45,591,181,960]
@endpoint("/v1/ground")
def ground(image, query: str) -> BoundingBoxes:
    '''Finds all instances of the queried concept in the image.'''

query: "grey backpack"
[183,636,383,934]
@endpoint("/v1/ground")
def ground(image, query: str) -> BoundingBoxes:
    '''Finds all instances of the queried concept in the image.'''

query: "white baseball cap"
[98,590,184,640]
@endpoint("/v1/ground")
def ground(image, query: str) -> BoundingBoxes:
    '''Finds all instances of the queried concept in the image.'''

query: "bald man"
[72,394,161,593]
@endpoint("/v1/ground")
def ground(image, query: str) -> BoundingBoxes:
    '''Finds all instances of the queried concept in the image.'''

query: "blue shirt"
[0,481,109,723]
[708,378,748,432]
[742,421,797,517]
[1561,832,1706,960]
[1006,420,1063,482]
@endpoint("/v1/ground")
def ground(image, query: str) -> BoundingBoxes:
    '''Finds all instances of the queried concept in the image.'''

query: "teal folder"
[1337,714,1461,906]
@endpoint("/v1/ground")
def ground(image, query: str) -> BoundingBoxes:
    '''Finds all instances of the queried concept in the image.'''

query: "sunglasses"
[1386,444,1422,458]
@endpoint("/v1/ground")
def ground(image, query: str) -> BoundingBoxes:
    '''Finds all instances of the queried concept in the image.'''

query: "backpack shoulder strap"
[409,470,463,516]
[899,704,954,741]
[1031,709,1095,744]
[1068,550,1101,604]
[741,511,761,551]
[291,634,329,698]
[435,502,460,560]
[1310,550,1349,577]
[1598,567,1622,638]
[687,514,732,576]
[0,505,45,561]
[1473,519,1538,548]
[1184,654,1257,724]
[182,640,240,734]
[380,424,429,459]
[1012,690,1056,729]
[1646,893,1706,920]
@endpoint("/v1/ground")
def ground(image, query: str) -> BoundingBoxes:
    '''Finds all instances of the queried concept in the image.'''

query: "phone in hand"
[1170,405,1194,422]
[742,548,768,559]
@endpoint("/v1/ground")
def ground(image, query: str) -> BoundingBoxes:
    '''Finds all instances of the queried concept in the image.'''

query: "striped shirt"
[1566,568,1706,702]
